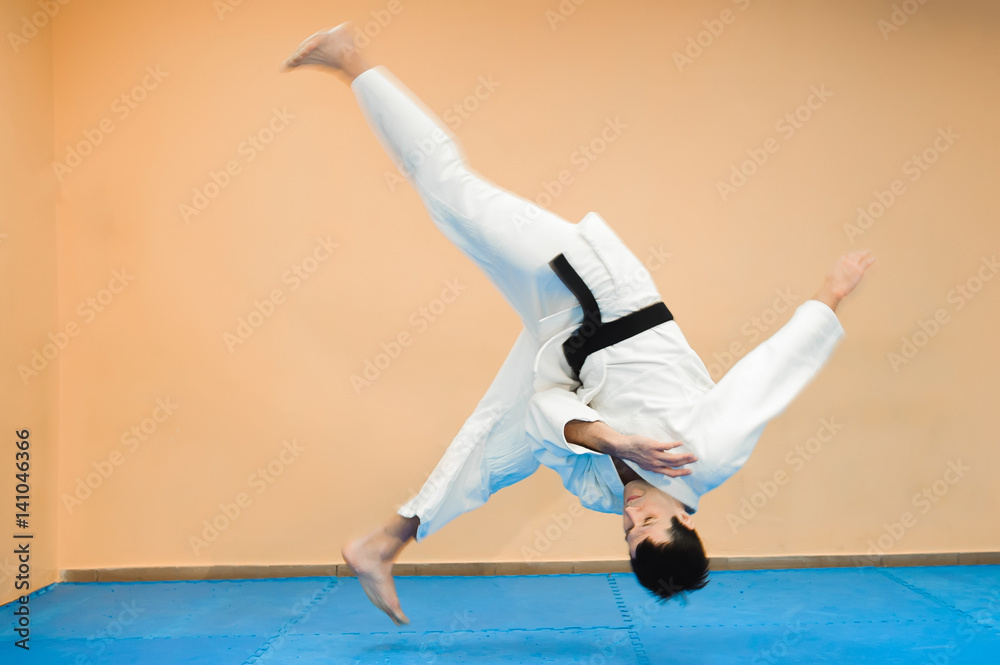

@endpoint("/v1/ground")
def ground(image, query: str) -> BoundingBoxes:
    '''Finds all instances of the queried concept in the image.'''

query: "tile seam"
[875,567,983,624]
[240,577,341,664]
[607,573,650,665]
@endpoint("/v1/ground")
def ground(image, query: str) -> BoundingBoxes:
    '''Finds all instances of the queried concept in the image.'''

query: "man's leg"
[284,24,577,625]
[339,325,539,627]
[285,23,588,340]
[286,28,425,626]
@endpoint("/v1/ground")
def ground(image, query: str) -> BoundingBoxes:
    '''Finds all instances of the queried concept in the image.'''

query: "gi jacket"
[399,212,844,542]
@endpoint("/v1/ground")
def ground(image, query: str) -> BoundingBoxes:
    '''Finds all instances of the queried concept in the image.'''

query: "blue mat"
[2,566,998,663]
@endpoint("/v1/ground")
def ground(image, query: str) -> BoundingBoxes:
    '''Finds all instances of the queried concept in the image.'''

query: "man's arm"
[564,419,622,454]
[565,419,697,477]
[681,249,877,476]
[526,388,697,476]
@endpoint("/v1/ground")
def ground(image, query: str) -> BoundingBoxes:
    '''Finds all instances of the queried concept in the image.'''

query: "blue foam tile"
[256,628,643,664]
[609,568,962,629]
[287,574,627,634]
[0,635,268,665]
[0,578,334,639]
[879,565,1000,623]
[634,614,1000,665]
[2,567,997,664]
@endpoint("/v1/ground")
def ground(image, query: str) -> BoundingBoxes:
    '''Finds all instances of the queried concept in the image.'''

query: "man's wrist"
[812,281,842,313]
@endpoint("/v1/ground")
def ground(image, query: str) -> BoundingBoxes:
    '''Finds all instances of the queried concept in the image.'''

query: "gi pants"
[351,66,627,540]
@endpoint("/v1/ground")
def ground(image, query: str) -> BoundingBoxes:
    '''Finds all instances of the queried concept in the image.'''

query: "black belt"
[548,253,673,379]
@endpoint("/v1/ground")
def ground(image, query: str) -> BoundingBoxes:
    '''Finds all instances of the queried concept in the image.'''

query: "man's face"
[623,480,692,558]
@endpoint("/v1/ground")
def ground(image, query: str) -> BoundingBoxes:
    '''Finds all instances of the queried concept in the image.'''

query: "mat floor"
[2,565,999,663]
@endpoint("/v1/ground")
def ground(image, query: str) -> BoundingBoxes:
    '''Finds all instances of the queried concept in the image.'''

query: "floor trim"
[60,552,1000,583]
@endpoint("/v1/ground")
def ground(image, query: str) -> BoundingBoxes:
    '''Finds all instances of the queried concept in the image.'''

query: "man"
[283,23,876,626]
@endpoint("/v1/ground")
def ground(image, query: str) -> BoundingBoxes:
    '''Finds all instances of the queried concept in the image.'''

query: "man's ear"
[676,511,695,530]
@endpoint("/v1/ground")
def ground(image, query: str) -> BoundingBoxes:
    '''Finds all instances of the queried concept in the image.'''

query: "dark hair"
[629,516,709,602]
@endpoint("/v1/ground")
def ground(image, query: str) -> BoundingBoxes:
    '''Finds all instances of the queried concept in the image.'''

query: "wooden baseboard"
[60,551,1000,583]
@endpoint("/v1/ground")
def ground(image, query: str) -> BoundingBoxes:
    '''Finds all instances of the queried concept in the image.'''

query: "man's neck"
[612,457,694,514]
[611,456,642,486]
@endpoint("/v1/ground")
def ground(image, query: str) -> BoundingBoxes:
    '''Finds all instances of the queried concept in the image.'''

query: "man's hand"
[616,435,698,477]
[564,420,697,477]
[813,249,877,312]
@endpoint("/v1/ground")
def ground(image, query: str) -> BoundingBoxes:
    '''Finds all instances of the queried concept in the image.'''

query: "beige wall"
[1,1,59,606]
[1,0,996,598]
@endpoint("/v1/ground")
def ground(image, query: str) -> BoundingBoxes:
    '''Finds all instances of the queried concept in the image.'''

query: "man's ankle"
[342,58,372,81]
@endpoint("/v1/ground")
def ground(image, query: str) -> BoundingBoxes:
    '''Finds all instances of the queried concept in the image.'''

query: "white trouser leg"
[350,65,588,340]
[396,328,540,542]
[351,67,594,539]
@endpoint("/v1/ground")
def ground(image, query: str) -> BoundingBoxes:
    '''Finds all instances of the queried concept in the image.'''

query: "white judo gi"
[351,66,845,543]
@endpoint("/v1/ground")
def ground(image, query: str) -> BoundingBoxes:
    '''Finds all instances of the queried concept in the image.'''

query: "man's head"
[623,479,709,601]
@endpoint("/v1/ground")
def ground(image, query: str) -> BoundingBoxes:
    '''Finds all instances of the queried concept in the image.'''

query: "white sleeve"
[525,387,605,457]
[691,299,845,473]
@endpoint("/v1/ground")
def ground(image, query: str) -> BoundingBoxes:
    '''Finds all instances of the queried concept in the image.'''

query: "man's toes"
[281,52,306,71]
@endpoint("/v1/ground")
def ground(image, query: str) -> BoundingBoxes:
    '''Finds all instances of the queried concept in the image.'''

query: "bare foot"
[281,22,367,76]
[342,529,410,625]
